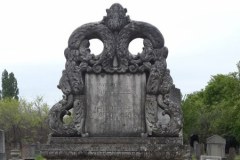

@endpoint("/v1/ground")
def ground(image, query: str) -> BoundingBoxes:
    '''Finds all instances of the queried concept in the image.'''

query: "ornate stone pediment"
[48,3,183,137]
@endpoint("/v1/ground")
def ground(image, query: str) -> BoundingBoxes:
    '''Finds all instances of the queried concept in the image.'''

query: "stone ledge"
[41,137,184,160]
[48,136,183,144]
[200,155,222,160]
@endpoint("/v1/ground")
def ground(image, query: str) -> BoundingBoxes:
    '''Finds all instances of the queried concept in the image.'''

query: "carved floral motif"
[48,3,183,137]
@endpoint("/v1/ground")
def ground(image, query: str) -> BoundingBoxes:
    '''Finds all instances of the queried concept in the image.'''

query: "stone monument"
[41,3,184,160]
[206,135,226,158]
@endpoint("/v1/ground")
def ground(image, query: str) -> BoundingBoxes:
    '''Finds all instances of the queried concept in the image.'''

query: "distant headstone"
[0,130,6,160]
[225,136,239,154]
[41,3,184,160]
[22,144,37,160]
[194,142,201,160]
[200,143,205,155]
[190,134,200,159]
[207,135,226,158]
[228,147,236,160]
[9,149,22,160]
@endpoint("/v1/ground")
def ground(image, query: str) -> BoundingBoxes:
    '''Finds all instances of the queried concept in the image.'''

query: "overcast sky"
[0,0,240,105]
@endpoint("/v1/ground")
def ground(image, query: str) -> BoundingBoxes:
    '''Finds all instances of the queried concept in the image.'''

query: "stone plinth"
[200,155,222,160]
[41,137,184,160]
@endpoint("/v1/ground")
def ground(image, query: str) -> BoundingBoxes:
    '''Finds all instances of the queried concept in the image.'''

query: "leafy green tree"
[0,98,21,147]
[1,69,19,100]
[182,91,203,141]
[183,67,240,142]
[203,73,240,106]
[0,97,49,151]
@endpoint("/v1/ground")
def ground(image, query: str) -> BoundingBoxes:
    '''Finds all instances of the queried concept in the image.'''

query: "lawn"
[235,155,240,160]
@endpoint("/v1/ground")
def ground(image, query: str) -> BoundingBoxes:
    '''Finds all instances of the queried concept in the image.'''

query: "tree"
[1,69,19,100]
[0,97,49,150]
[237,61,240,79]
[182,69,240,142]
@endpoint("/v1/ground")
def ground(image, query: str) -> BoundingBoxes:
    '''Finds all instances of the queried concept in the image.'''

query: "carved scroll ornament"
[48,3,183,137]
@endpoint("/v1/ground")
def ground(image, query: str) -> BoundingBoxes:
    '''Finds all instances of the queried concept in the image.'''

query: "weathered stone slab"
[85,73,146,136]
[200,155,222,160]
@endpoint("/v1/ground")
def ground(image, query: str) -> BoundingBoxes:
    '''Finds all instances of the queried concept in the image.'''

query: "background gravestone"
[22,144,38,160]
[0,130,6,160]
[41,3,184,160]
[9,149,22,160]
[207,135,226,158]
[228,147,236,160]
[190,134,200,159]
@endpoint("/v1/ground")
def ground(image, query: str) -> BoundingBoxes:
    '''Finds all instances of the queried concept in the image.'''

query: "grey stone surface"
[85,73,146,136]
[207,135,226,158]
[228,147,236,160]
[41,3,184,160]
[194,141,201,160]
[200,155,221,160]
[41,137,184,160]
[9,149,22,160]
[22,144,38,160]
[0,130,6,160]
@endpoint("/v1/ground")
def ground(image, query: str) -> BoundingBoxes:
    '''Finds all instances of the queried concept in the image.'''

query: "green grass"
[192,155,197,160]
[35,155,46,160]
[235,155,240,160]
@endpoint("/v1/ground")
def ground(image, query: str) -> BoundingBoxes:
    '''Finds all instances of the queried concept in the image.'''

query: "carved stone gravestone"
[41,3,184,160]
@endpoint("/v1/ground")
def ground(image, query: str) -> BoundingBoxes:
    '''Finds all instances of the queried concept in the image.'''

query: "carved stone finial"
[102,3,130,31]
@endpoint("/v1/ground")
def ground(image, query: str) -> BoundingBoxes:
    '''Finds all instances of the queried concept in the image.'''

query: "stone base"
[40,137,184,160]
